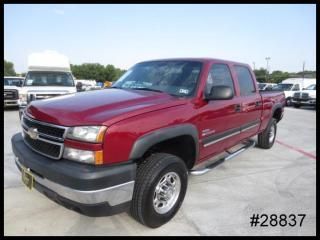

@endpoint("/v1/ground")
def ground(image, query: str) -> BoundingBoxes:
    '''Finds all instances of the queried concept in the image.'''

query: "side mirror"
[205,85,233,100]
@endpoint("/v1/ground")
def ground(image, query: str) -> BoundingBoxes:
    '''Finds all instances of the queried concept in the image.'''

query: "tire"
[293,103,301,108]
[286,98,292,106]
[257,118,277,149]
[130,153,188,228]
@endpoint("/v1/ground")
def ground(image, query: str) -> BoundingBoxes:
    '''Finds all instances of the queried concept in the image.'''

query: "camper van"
[19,51,77,117]
[272,78,316,105]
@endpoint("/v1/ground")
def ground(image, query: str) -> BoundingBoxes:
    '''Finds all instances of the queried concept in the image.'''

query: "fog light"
[63,147,103,165]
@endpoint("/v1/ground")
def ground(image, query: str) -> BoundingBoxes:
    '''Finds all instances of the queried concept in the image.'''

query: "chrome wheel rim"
[153,172,181,214]
[269,125,275,143]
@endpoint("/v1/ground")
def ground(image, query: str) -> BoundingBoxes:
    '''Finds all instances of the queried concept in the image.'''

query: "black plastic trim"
[129,124,199,160]
[202,126,240,145]
[12,133,136,191]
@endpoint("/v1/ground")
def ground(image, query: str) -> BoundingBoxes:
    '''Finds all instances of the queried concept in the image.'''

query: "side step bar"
[189,139,256,176]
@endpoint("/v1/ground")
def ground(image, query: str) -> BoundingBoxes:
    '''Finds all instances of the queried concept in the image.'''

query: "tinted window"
[4,78,23,86]
[112,61,202,97]
[25,72,74,87]
[234,66,255,96]
[205,64,234,95]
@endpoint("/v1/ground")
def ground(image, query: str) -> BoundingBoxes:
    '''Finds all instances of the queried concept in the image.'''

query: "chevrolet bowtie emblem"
[27,128,39,140]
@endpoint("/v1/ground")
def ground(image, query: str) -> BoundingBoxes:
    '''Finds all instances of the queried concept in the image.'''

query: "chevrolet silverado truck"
[11,58,285,228]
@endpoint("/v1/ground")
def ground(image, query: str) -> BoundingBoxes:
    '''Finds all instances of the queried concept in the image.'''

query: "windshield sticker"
[26,79,33,85]
[179,89,189,95]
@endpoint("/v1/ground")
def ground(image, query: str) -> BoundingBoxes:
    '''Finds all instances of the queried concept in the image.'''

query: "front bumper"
[12,133,136,216]
[291,98,316,106]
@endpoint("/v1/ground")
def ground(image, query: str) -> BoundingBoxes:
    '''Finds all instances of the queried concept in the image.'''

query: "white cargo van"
[272,78,316,105]
[19,51,77,116]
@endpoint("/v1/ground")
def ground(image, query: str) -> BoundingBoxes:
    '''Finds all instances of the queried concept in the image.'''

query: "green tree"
[71,63,126,82]
[253,68,267,83]
[269,70,290,84]
[4,60,16,76]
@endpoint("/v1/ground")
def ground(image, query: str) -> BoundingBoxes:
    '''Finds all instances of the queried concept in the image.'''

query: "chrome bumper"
[15,157,135,206]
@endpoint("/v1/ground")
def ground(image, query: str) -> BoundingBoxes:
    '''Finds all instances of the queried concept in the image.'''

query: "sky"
[4,4,316,73]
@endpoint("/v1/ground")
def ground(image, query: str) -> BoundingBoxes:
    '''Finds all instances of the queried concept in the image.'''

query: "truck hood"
[26,88,187,126]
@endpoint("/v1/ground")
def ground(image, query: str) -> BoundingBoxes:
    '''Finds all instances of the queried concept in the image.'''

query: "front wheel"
[130,153,188,228]
[257,118,277,149]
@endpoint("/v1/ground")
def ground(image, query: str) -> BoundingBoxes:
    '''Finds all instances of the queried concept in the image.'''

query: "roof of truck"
[137,57,250,66]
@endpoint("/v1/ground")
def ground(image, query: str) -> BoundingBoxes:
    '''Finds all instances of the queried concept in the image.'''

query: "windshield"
[4,78,23,87]
[272,83,293,91]
[258,83,266,90]
[305,84,316,90]
[112,61,203,97]
[24,71,75,87]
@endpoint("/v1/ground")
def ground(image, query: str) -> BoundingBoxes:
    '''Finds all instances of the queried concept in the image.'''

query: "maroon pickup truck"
[12,58,285,228]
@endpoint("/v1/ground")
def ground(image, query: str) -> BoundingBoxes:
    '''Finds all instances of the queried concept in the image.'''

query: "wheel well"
[273,108,282,122]
[140,135,196,170]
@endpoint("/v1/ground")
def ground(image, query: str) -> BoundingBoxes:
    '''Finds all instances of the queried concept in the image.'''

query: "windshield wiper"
[129,87,164,93]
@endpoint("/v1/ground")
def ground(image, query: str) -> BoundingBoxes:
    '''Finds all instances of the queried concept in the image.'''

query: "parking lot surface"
[4,107,316,236]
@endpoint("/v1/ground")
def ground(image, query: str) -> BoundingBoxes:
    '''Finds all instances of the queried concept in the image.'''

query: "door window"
[205,64,235,95]
[234,65,256,96]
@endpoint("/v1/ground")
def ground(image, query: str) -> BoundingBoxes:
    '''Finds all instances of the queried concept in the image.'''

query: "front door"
[197,63,242,161]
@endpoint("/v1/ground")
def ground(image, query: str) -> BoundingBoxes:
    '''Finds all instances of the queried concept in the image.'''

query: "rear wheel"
[130,153,188,228]
[257,118,277,149]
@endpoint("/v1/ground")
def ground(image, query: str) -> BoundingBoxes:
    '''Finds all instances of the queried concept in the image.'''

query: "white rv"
[19,51,77,116]
[272,78,316,105]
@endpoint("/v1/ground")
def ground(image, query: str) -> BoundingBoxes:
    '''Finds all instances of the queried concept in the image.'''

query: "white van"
[19,51,77,116]
[272,78,316,105]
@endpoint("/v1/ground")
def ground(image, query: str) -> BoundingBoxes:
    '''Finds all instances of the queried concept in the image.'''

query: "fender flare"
[129,124,199,161]
[271,103,284,122]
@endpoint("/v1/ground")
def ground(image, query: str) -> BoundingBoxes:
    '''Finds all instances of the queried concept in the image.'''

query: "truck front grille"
[23,116,66,139]
[4,89,18,100]
[21,114,68,159]
[301,93,309,99]
[24,132,62,159]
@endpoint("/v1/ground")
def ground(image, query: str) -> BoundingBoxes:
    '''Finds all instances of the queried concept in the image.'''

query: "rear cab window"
[234,65,256,96]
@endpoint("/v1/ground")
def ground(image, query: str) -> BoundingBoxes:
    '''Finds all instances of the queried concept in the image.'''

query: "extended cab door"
[198,63,241,160]
[230,65,263,143]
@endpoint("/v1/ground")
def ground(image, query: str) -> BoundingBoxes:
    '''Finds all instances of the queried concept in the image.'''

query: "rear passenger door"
[232,65,263,141]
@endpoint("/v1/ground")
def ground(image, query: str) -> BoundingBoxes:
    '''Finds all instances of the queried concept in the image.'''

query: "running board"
[189,139,256,176]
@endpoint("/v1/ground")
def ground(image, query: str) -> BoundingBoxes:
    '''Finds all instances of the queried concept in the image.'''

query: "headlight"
[19,93,27,104]
[63,147,103,165]
[66,126,107,143]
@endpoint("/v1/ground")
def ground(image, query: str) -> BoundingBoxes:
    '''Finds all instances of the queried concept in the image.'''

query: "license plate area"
[21,167,34,190]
